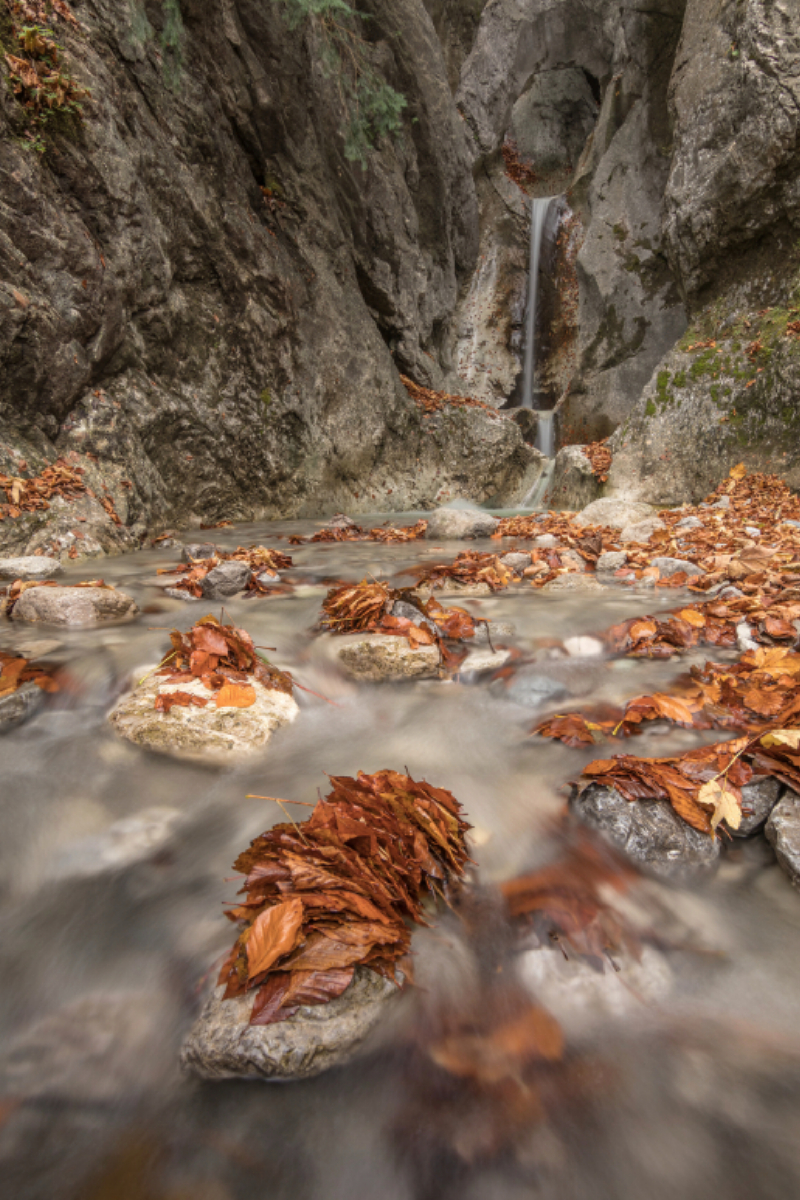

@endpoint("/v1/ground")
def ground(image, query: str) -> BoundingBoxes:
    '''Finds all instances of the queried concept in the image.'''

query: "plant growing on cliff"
[272,0,406,166]
[2,1,89,151]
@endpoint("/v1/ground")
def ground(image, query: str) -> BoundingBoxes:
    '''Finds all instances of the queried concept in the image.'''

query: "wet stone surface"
[11,585,138,626]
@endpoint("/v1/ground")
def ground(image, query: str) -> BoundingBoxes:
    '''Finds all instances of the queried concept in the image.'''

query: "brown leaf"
[246,898,305,980]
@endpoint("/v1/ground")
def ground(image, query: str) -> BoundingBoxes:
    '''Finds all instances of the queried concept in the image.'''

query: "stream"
[3,512,800,1200]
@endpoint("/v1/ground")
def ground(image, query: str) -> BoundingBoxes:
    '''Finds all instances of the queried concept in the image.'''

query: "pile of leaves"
[288,519,428,546]
[158,546,293,599]
[319,578,481,666]
[408,551,518,593]
[583,439,612,483]
[0,648,60,698]
[400,375,500,418]
[0,457,88,521]
[217,770,471,1025]
[501,136,537,189]
[152,615,293,713]
[537,646,800,748]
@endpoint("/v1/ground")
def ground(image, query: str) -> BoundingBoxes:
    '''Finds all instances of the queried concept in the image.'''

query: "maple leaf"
[697,777,742,833]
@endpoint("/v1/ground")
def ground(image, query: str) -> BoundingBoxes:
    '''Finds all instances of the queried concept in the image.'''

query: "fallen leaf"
[215,682,257,708]
[696,777,742,833]
[246,898,304,980]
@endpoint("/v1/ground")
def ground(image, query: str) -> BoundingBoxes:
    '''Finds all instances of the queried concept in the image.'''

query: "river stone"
[458,647,511,673]
[765,794,800,889]
[52,807,185,881]
[108,670,299,764]
[532,534,559,549]
[164,587,202,602]
[334,633,440,682]
[425,504,498,540]
[181,543,219,562]
[472,619,516,645]
[390,599,437,636]
[677,516,704,531]
[541,574,606,594]
[327,513,357,530]
[11,585,138,626]
[0,679,44,731]
[0,555,63,581]
[499,551,531,570]
[563,636,604,658]
[200,561,252,599]
[181,968,399,1081]
[650,557,704,578]
[571,784,721,880]
[620,518,666,543]
[596,550,628,574]
[736,778,782,838]
[574,499,655,529]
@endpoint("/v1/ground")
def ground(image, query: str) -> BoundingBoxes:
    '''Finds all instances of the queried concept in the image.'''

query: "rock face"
[181,969,399,1082]
[109,671,299,763]
[572,783,720,879]
[547,446,602,511]
[0,556,63,580]
[333,634,441,682]
[425,503,499,540]
[766,793,800,888]
[11,585,137,625]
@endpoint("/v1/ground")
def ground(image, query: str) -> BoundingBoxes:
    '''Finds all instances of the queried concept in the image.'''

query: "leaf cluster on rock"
[400,374,504,418]
[0,648,60,698]
[217,770,471,1026]
[583,439,612,483]
[159,546,293,598]
[288,519,428,545]
[0,457,88,521]
[1,577,111,616]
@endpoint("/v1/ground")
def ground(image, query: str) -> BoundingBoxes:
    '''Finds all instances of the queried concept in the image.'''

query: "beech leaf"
[697,777,741,833]
[246,898,304,979]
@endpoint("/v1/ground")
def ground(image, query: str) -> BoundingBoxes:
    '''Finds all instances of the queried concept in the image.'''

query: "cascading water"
[521,196,555,412]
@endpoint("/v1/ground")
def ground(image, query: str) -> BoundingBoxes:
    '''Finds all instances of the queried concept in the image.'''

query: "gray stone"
[0,680,44,732]
[500,658,604,706]
[572,784,721,879]
[558,548,586,573]
[719,586,745,599]
[766,794,800,889]
[574,498,655,530]
[711,496,731,510]
[620,518,666,543]
[108,669,299,764]
[736,778,782,838]
[471,619,516,645]
[181,968,399,1081]
[425,503,499,540]
[164,587,202,603]
[650,557,704,578]
[736,622,759,653]
[499,552,531,571]
[563,635,604,658]
[541,573,606,594]
[200,561,252,599]
[546,446,602,512]
[532,534,559,549]
[744,526,762,538]
[0,556,63,581]
[596,550,628,574]
[181,543,219,562]
[327,513,357,530]
[390,599,438,637]
[11,585,138,626]
[677,516,704,531]
[333,633,440,682]
[458,646,511,674]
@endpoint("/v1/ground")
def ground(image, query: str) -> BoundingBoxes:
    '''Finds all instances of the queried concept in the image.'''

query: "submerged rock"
[571,784,720,879]
[0,680,45,732]
[541,574,606,594]
[766,794,800,889]
[109,671,299,764]
[11,585,138,626]
[458,646,511,674]
[0,556,63,581]
[425,503,498,540]
[471,619,516,645]
[181,542,219,562]
[332,633,440,682]
[736,778,782,838]
[181,968,399,1082]
[575,498,655,529]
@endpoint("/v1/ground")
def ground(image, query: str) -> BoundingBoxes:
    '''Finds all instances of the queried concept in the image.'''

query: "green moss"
[689,349,721,380]
[645,398,656,417]
[261,389,272,408]
[655,370,674,407]
[710,385,720,405]
[672,370,687,388]
[612,224,626,241]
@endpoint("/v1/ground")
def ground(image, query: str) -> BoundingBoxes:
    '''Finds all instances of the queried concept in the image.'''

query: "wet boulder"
[574,498,655,529]
[425,503,498,540]
[11,585,138,626]
[108,670,299,764]
[766,794,800,888]
[332,633,440,682]
[735,778,782,837]
[181,968,399,1081]
[0,556,63,581]
[547,445,602,511]
[200,561,252,599]
[181,542,219,562]
[0,680,45,732]
[571,783,720,880]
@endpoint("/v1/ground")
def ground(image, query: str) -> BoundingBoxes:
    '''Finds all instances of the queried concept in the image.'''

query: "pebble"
[596,550,627,574]
[563,635,604,658]
[744,526,761,538]
[532,534,559,549]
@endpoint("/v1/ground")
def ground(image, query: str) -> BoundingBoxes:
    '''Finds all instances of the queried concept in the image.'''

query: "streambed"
[2,512,800,1200]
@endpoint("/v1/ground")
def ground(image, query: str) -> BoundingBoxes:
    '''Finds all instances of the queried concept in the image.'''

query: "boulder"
[596,550,628,574]
[0,680,45,732]
[200,561,252,599]
[499,552,531,571]
[765,794,800,889]
[736,778,782,838]
[108,671,299,764]
[327,513,357,530]
[574,498,656,530]
[425,503,498,540]
[333,634,440,683]
[181,968,399,1082]
[571,784,720,880]
[650,557,704,578]
[0,556,63,581]
[546,446,602,511]
[620,518,666,543]
[11,585,138,626]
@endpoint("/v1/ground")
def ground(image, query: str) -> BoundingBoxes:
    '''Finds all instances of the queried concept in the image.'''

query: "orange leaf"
[650,693,698,724]
[246,898,304,980]
[215,682,256,708]
[677,608,706,628]
[729,463,747,479]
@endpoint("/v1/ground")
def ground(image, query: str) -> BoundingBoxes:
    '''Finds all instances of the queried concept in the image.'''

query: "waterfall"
[535,411,554,458]
[521,196,556,411]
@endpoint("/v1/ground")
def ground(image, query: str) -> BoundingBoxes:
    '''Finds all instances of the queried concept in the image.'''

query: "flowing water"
[3,514,800,1200]
[521,198,556,412]
[534,411,555,459]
